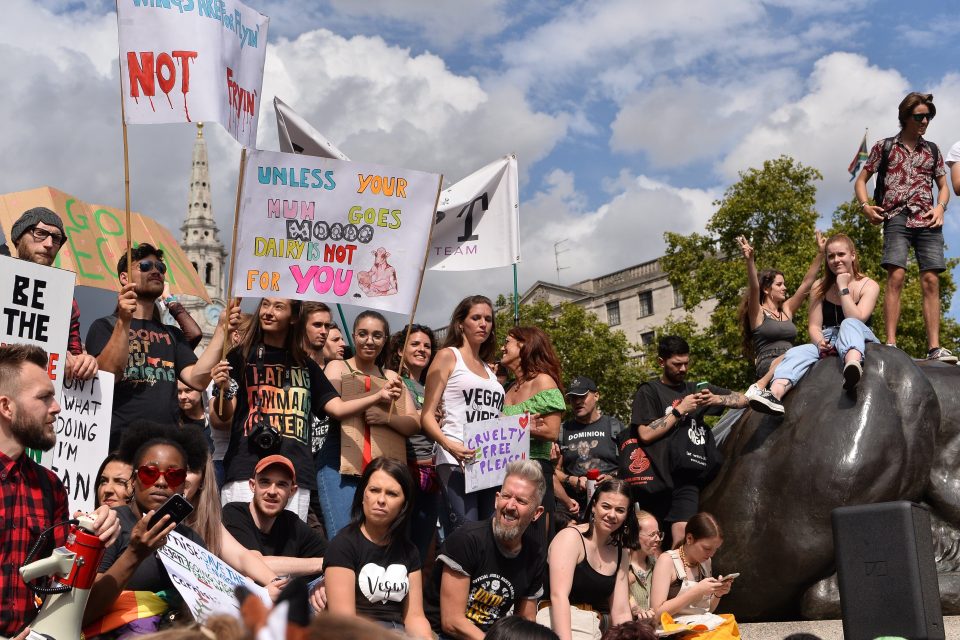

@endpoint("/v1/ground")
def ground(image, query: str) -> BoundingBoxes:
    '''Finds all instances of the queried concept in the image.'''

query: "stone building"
[176,123,227,351]
[519,257,715,356]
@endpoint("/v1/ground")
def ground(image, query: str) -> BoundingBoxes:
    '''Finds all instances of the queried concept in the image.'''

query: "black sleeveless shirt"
[568,529,621,611]
[822,299,873,329]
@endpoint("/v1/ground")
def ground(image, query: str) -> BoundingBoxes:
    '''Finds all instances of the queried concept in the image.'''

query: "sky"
[5,0,960,333]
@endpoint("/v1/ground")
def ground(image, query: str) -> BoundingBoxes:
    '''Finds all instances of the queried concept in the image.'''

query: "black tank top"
[567,529,621,612]
[822,299,873,329]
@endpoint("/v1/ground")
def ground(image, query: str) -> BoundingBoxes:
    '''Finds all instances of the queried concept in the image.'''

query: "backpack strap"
[929,141,940,185]
[872,137,895,206]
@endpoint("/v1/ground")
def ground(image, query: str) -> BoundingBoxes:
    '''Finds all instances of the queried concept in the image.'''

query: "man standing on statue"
[854,92,955,363]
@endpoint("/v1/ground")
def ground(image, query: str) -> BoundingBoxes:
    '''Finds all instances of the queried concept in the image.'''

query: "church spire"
[180,122,226,301]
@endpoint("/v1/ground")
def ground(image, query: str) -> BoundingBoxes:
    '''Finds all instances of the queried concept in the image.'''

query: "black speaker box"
[832,501,944,640]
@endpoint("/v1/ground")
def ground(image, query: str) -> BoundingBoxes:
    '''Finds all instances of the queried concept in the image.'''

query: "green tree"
[494,301,645,421]
[650,156,959,391]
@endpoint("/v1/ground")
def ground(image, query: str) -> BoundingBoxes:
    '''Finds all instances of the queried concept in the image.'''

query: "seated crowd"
[2,195,950,640]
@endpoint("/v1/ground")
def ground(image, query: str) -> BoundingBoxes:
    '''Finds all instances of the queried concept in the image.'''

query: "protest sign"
[272,100,520,273]
[231,149,441,314]
[117,0,269,147]
[429,155,521,271]
[0,256,74,397]
[159,531,270,622]
[276,97,350,160]
[464,414,530,493]
[40,372,113,514]
[0,186,209,299]
[339,373,407,476]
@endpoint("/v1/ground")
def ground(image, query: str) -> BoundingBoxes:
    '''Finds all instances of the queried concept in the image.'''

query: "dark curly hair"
[117,420,209,472]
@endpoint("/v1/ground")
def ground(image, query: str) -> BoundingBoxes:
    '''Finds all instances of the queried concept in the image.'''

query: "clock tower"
[178,122,227,350]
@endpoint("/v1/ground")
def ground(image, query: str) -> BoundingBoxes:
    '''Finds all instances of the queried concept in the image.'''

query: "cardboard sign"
[232,149,441,314]
[0,256,74,397]
[463,414,530,493]
[40,372,114,514]
[158,531,270,622]
[339,373,407,476]
[0,186,210,299]
[117,0,269,147]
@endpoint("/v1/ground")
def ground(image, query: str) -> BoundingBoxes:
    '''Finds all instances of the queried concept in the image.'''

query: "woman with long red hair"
[501,326,565,537]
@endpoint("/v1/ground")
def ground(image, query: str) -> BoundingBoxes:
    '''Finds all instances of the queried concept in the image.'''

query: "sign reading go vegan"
[232,149,441,315]
[0,187,209,300]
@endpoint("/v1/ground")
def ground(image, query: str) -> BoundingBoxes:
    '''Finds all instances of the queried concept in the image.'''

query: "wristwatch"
[839,288,850,296]
[665,405,684,420]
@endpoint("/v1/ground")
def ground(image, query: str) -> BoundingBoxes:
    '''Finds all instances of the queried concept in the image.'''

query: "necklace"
[761,304,784,321]
[678,545,697,568]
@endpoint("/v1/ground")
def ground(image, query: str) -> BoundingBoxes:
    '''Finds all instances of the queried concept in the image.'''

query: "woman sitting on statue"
[749,233,880,415]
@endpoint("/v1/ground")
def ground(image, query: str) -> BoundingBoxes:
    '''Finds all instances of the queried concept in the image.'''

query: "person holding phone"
[650,512,739,635]
[736,232,825,414]
[751,234,880,415]
[84,422,209,626]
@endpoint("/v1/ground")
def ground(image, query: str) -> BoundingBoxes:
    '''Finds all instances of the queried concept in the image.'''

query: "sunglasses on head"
[137,464,186,489]
[138,259,167,274]
[911,113,934,122]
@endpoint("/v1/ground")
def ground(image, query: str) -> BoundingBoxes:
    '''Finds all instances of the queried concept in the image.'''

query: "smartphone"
[720,573,740,582]
[148,494,194,530]
[696,381,710,391]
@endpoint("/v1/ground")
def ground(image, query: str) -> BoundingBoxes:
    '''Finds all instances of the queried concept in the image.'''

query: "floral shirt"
[864,134,945,228]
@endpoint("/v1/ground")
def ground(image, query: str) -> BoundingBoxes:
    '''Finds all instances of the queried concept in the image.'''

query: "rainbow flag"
[848,132,869,181]
[82,591,168,638]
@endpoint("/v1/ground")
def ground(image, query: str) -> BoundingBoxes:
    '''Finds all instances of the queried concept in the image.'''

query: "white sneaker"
[745,384,761,399]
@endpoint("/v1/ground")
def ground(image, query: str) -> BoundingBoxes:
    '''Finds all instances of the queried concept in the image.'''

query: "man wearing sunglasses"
[854,92,955,363]
[0,344,120,639]
[9,207,99,381]
[85,243,207,449]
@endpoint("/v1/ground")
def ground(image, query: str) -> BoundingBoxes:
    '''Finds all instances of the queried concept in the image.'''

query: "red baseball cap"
[254,455,296,484]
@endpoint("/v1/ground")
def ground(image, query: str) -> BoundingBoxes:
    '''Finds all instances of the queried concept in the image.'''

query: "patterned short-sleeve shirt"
[864,134,946,227]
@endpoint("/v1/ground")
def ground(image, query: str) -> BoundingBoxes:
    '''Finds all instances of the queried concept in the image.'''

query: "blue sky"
[4,0,960,331]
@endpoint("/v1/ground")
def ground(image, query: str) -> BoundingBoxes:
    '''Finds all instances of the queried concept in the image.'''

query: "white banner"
[117,0,269,148]
[273,100,519,272]
[40,373,114,514]
[429,155,520,271]
[275,97,349,160]
[159,531,270,621]
[232,149,441,314]
[464,414,530,493]
[0,256,74,398]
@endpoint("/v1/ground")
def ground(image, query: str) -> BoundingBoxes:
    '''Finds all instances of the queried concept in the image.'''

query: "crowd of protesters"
[2,88,958,640]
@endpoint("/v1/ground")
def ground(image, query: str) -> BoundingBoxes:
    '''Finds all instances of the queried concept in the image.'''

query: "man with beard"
[423,460,546,639]
[222,455,326,578]
[10,207,98,381]
[85,244,204,449]
[627,336,747,548]
[0,344,120,639]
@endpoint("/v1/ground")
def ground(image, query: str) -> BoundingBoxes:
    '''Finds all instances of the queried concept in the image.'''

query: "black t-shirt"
[85,316,198,445]
[629,379,728,481]
[224,345,338,491]
[323,525,421,626]
[222,501,327,562]
[424,519,545,633]
[98,505,206,592]
[560,414,624,478]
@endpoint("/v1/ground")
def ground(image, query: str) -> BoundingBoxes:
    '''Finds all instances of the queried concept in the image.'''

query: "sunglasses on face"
[138,259,168,274]
[29,227,67,247]
[137,464,186,489]
[911,113,934,122]
[313,321,336,330]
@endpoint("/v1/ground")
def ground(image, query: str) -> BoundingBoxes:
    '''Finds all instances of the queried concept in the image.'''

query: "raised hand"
[736,235,753,260]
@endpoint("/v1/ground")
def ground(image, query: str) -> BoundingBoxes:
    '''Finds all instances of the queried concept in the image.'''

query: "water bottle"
[586,468,600,503]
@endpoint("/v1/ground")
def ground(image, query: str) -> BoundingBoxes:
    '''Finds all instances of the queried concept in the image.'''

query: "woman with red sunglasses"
[84,423,209,627]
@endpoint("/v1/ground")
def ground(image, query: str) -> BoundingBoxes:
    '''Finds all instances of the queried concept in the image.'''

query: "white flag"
[428,155,520,271]
[117,0,269,147]
[275,96,350,160]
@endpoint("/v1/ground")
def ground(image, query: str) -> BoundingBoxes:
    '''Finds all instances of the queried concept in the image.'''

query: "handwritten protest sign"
[232,149,442,314]
[159,531,270,622]
[464,414,530,493]
[0,256,73,398]
[0,187,209,299]
[40,372,113,513]
[117,0,269,147]
[429,155,521,271]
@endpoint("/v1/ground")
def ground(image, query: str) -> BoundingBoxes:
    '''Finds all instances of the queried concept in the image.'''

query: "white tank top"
[434,347,505,466]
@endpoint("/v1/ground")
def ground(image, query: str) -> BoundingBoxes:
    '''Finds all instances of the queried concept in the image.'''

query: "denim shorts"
[882,213,946,273]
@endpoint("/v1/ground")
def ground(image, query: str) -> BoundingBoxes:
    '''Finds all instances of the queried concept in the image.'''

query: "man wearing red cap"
[222,454,327,578]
